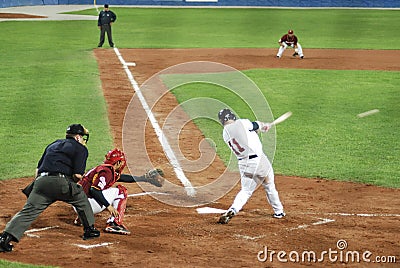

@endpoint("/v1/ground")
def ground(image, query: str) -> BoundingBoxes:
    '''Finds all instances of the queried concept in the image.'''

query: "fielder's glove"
[144,168,165,187]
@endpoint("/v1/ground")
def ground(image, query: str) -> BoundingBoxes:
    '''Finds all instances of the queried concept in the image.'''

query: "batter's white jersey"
[223,119,264,159]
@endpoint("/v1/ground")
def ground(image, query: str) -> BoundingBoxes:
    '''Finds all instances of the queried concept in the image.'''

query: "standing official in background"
[97,4,117,48]
[0,124,100,253]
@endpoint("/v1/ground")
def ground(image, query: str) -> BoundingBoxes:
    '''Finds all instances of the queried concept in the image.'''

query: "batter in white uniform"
[217,108,285,224]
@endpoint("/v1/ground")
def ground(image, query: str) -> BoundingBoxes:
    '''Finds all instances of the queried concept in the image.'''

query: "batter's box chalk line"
[73,242,114,249]
[301,212,400,217]
[288,218,335,231]
[25,226,60,238]
[128,191,171,197]
[234,234,266,241]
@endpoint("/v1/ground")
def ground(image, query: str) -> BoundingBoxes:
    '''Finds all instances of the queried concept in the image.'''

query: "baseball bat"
[271,111,292,126]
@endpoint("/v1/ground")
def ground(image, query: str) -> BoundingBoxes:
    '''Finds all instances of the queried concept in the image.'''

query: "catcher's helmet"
[218,108,237,125]
[104,148,126,171]
[66,124,89,143]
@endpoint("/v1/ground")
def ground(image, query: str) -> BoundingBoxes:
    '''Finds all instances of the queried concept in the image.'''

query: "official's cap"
[66,124,88,135]
[288,29,294,34]
[104,4,109,8]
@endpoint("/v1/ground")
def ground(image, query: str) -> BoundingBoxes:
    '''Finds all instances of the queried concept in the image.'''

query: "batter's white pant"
[277,42,304,58]
[74,187,124,223]
[229,154,284,215]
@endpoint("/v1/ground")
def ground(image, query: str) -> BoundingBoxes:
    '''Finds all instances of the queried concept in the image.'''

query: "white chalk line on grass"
[113,47,196,197]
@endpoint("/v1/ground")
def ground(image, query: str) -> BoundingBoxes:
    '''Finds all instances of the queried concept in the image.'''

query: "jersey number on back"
[228,138,245,156]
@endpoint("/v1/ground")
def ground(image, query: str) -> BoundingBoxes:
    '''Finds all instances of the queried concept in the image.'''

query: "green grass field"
[1,6,400,268]
[1,7,399,185]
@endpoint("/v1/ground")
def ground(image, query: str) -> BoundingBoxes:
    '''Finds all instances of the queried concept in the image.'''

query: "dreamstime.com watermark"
[257,239,397,264]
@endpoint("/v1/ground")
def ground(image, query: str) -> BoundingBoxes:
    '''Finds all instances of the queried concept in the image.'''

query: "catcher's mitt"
[144,168,165,187]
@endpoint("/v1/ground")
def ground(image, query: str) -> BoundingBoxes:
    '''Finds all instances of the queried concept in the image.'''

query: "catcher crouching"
[74,148,164,235]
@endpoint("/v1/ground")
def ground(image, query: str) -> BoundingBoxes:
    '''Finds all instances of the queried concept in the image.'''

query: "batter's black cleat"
[218,209,236,224]
[292,52,299,57]
[82,225,100,240]
[0,232,14,253]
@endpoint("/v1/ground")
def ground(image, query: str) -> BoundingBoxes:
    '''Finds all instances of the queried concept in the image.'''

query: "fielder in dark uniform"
[98,4,117,48]
[0,124,100,253]
[276,29,304,59]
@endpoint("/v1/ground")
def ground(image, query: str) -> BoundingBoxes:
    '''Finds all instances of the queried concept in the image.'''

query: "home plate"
[196,207,227,214]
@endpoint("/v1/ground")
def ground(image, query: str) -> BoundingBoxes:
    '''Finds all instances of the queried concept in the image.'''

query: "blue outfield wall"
[1,0,400,9]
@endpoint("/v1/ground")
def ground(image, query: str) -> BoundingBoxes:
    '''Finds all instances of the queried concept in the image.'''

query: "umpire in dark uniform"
[0,124,100,253]
[97,4,117,48]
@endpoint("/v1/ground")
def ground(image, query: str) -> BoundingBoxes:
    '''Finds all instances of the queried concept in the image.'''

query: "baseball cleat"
[273,212,286,219]
[0,232,14,252]
[218,209,236,224]
[300,56,304,59]
[276,55,280,59]
[82,225,101,240]
[104,222,131,235]
[292,52,299,57]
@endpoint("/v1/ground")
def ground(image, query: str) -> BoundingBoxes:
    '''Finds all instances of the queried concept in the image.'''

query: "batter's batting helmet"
[218,109,237,125]
[104,148,126,171]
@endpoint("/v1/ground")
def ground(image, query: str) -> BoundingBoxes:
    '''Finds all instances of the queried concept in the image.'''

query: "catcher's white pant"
[229,154,284,215]
[74,188,124,223]
[277,42,304,58]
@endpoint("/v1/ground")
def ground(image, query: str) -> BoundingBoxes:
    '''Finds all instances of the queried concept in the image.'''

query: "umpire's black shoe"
[0,232,14,252]
[82,225,100,240]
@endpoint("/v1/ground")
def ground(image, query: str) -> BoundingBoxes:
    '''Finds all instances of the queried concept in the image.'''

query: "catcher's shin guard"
[114,185,128,226]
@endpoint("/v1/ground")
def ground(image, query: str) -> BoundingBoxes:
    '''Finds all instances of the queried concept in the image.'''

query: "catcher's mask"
[104,148,126,172]
[218,108,237,125]
[66,124,89,144]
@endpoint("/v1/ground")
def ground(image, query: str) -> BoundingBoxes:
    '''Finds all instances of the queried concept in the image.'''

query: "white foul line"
[113,47,196,197]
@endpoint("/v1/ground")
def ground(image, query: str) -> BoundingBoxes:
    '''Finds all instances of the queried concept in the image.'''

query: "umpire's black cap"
[104,4,109,8]
[66,124,88,135]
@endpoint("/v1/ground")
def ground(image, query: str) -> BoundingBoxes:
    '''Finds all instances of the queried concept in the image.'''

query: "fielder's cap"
[288,29,294,34]
[66,124,89,135]
[104,4,109,8]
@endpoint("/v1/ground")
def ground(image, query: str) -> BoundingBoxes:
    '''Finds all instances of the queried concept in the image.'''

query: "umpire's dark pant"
[4,175,95,241]
[98,24,114,47]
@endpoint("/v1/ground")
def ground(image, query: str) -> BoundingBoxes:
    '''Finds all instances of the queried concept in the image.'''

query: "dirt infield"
[1,45,400,267]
